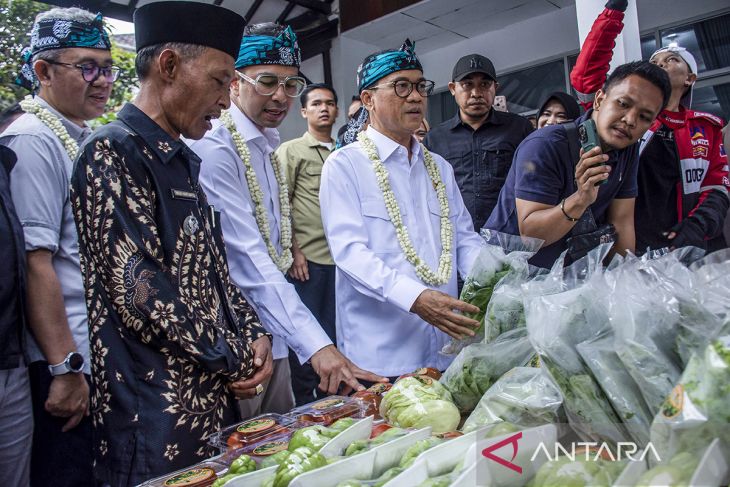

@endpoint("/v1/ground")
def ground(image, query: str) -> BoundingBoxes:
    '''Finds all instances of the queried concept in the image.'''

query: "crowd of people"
[0,0,727,486]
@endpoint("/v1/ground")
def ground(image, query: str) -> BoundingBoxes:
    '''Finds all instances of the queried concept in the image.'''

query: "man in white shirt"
[320,40,485,380]
[192,23,384,415]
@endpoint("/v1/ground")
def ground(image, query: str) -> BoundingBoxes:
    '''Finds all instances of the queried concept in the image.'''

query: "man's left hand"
[288,248,309,282]
[665,217,706,249]
[228,336,273,399]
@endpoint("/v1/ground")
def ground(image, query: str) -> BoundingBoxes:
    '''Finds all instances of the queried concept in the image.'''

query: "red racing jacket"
[570,7,730,240]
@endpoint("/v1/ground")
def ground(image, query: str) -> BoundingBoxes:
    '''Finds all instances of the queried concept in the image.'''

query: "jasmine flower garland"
[358,131,453,286]
[19,95,79,159]
[220,110,293,273]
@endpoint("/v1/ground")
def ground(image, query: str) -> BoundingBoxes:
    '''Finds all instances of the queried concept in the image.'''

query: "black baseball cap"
[452,54,497,82]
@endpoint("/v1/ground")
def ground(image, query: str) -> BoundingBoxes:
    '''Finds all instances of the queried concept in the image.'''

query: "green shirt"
[277,131,334,265]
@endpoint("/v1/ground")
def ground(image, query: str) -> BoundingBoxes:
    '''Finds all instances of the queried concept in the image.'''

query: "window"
[498,59,567,115]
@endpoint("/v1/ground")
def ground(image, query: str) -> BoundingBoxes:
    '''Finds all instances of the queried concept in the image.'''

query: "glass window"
[641,34,657,61]
[691,81,730,122]
[426,89,458,127]
[659,13,730,73]
[498,59,566,115]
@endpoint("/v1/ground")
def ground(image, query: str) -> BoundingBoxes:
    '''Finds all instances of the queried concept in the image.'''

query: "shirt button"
[476,192,480,197]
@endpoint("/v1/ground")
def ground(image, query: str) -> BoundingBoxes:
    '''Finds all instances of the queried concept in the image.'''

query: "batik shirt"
[70,103,269,486]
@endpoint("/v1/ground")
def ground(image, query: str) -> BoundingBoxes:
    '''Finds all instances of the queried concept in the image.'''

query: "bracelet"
[560,198,579,222]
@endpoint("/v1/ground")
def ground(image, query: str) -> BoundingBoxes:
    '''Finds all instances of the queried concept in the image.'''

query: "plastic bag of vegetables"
[689,248,730,320]
[380,376,460,433]
[439,327,536,413]
[576,335,653,447]
[462,367,563,433]
[633,451,700,487]
[650,332,730,461]
[526,275,629,445]
[442,231,543,354]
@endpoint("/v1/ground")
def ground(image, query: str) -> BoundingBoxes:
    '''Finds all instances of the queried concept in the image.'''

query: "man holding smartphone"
[485,61,670,268]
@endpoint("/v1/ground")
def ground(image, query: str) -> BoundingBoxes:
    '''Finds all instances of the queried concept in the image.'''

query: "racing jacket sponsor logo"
[681,157,710,194]
[691,137,709,147]
[721,144,726,157]
[693,146,708,158]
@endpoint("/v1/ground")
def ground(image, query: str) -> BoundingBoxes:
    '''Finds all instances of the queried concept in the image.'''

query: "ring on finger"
[255,383,264,396]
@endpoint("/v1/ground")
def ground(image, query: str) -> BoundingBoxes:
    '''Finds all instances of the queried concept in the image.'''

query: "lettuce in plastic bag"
[380,376,460,433]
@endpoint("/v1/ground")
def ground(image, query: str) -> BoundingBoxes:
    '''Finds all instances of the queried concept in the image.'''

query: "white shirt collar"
[365,125,422,165]
[229,102,280,150]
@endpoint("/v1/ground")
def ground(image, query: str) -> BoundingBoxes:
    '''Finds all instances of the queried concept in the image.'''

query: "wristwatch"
[48,351,85,376]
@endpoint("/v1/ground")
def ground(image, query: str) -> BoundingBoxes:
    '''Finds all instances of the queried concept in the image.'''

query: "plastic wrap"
[379,376,460,433]
[461,367,563,433]
[439,328,536,413]
[443,231,542,354]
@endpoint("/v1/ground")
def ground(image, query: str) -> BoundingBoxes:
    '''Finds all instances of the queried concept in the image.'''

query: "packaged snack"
[352,383,393,418]
[140,461,226,487]
[210,413,298,452]
[287,396,361,425]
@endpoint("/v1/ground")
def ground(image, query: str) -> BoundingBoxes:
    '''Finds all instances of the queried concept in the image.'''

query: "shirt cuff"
[287,324,332,365]
[389,275,428,313]
[22,224,59,253]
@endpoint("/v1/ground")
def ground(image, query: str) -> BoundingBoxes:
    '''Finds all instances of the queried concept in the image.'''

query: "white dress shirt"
[320,125,484,376]
[190,104,331,362]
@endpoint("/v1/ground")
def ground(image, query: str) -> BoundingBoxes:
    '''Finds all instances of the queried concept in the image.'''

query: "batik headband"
[16,12,111,91]
[356,39,422,93]
[336,106,369,150]
[236,25,301,69]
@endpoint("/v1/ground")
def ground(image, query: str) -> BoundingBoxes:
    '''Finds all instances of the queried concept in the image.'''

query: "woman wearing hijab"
[536,91,581,129]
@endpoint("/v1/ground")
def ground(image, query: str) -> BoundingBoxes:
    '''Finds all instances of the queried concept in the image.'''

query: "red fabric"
[570,8,625,109]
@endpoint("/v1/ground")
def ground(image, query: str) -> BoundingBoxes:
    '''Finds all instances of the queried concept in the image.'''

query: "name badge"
[170,188,198,201]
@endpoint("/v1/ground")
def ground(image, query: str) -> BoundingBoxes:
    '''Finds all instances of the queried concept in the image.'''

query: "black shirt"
[635,124,680,253]
[0,145,27,370]
[423,109,534,231]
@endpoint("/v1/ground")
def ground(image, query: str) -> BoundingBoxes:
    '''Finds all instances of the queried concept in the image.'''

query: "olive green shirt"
[277,131,334,265]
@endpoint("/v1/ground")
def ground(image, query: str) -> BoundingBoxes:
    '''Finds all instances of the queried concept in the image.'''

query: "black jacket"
[0,144,27,370]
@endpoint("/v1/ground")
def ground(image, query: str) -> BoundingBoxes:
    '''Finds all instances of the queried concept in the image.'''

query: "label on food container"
[236,418,276,435]
[311,398,345,410]
[252,440,288,456]
[163,467,215,486]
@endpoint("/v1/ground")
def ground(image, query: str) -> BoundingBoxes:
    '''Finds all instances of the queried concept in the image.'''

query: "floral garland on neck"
[19,95,79,160]
[220,110,293,273]
[358,131,453,286]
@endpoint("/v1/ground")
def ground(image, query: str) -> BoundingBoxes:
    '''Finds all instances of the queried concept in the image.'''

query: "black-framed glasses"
[369,79,435,98]
[45,60,120,83]
[237,72,307,98]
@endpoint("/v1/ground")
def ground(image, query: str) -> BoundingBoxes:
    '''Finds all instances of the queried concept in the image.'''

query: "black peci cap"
[452,54,496,82]
[134,1,245,59]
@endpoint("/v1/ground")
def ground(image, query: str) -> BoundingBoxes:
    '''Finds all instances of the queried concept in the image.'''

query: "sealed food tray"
[209,413,299,452]
[219,432,293,466]
[352,383,392,419]
[136,460,227,487]
[286,396,361,425]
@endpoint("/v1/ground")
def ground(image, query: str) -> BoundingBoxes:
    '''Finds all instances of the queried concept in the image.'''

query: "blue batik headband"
[16,13,111,91]
[356,39,422,93]
[236,25,301,69]
[336,106,369,149]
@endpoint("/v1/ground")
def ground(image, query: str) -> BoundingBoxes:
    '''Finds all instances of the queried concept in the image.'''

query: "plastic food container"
[352,383,392,419]
[209,413,298,452]
[138,461,226,487]
[219,432,292,466]
[286,396,362,425]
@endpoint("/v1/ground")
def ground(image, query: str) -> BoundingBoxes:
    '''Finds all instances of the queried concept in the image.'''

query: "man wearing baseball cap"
[571,0,729,253]
[424,54,533,232]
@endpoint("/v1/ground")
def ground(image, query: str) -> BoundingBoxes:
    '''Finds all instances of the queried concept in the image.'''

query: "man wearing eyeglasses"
[0,7,115,487]
[192,23,385,416]
[319,40,485,382]
[423,54,534,232]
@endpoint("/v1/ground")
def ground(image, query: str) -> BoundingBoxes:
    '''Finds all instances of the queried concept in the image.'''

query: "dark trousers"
[287,261,337,406]
[29,362,94,487]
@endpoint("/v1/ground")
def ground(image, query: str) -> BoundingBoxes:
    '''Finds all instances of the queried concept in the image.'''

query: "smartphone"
[578,119,606,186]
[493,95,507,112]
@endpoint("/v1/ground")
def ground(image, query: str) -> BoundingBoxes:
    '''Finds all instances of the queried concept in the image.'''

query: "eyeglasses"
[236,72,307,98]
[368,79,435,98]
[45,60,120,83]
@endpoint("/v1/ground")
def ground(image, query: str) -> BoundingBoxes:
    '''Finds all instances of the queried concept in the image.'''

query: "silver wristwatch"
[48,351,84,376]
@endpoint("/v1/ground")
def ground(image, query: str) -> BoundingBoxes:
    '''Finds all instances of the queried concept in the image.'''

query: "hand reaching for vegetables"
[310,345,388,395]
[411,289,480,339]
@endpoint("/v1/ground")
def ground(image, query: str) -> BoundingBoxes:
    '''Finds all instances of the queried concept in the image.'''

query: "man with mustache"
[274,83,341,405]
[69,3,271,484]
[423,54,533,232]
[485,61,671,268]
[0,8,116,486]
[319,41,485,381]
[192,24,384,416]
